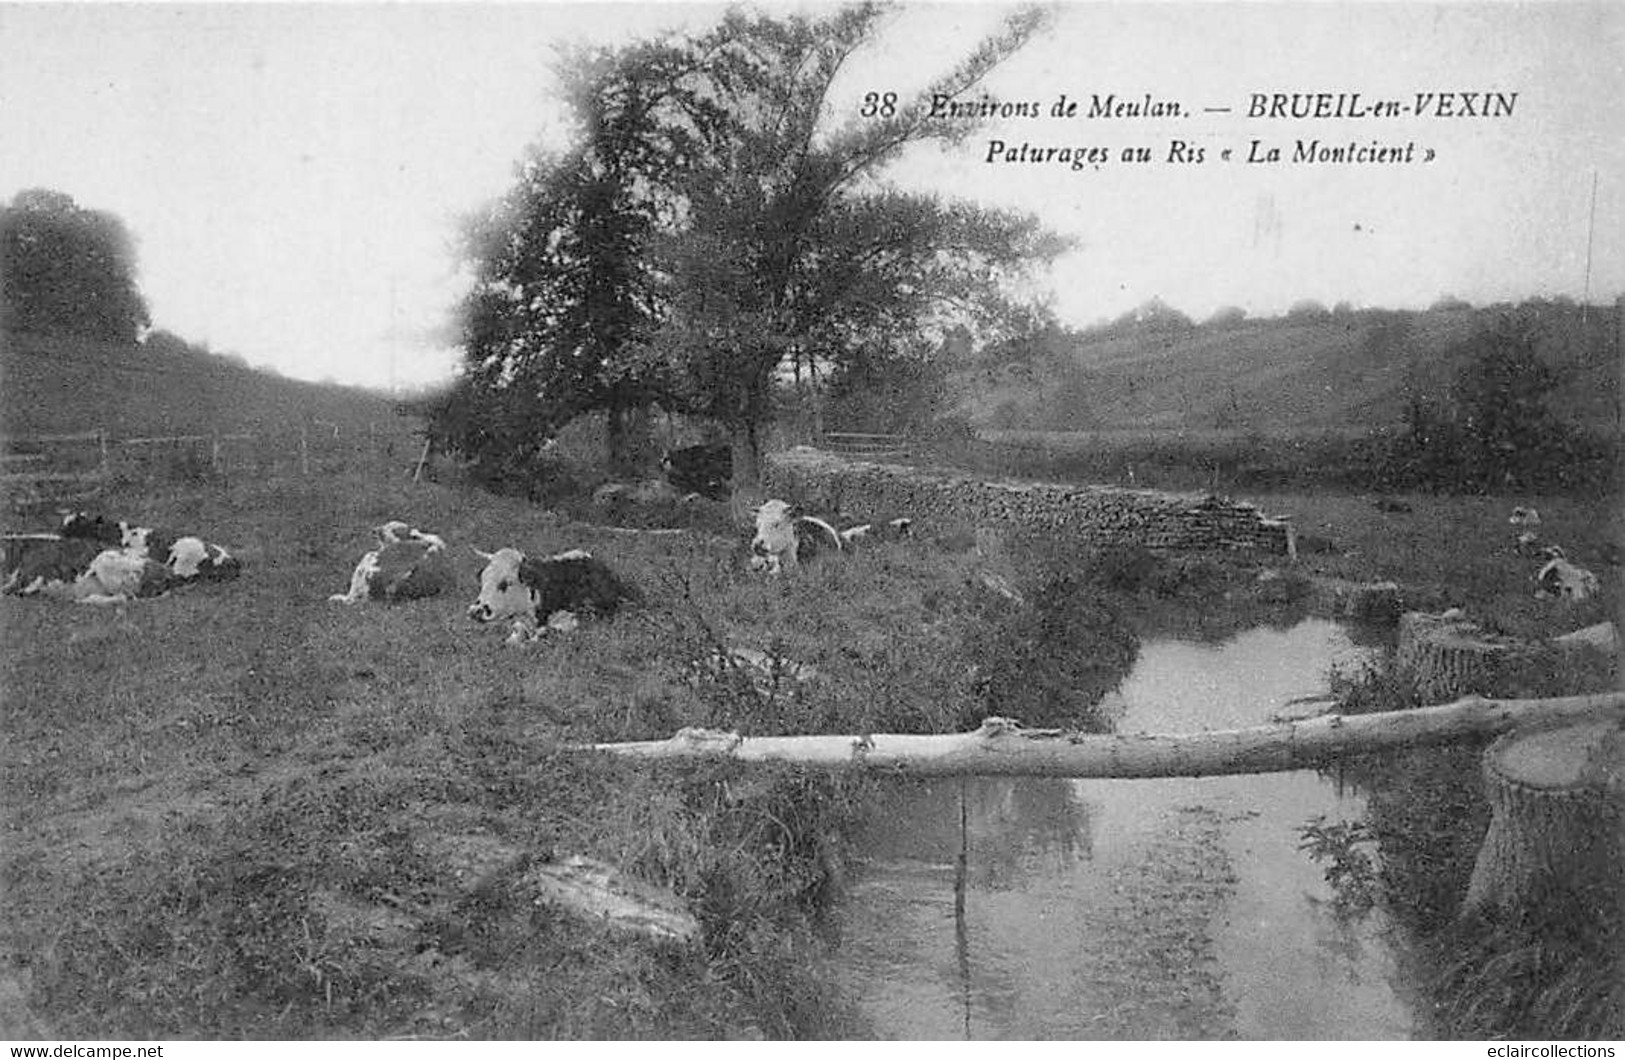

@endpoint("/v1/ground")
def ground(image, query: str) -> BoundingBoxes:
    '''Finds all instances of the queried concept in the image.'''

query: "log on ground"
[582,694,1625,780]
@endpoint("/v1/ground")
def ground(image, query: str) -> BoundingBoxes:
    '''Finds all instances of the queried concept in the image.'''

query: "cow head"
[167,536,211,578]
[375,520,412,544]
[118,522,166,557]
[1534,557,1598,601]
[750,500,796,555]
[468,547,533,622]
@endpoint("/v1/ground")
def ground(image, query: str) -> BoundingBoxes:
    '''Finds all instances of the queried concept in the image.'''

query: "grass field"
[955,303,1620,435]
[1,332,412,441]
[2,454,1172,1038]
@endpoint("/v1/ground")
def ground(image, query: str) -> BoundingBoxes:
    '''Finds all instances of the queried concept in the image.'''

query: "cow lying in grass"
[3,532,171,603]
[330,520,452,604]
[748,499,844,575]
[838,517,914,547]
[4,509,240,603]
[1534,553,1600,602]
[468,546,638,643]
[748,499,913,574]
[60,511,241,582]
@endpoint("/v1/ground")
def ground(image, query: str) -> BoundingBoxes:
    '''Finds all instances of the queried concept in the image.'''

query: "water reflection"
[833,619,1416,1040]
[854,777,1094,888]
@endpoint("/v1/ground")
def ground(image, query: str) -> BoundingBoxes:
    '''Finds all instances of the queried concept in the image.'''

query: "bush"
[958,558,1141,731]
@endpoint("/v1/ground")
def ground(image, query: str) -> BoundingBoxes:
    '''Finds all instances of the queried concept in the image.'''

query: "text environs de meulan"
[930,92,1185,119]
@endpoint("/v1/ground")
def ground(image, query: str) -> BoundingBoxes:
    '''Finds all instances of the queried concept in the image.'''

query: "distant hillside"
[954,302,1621,436]
[1,330,416,441]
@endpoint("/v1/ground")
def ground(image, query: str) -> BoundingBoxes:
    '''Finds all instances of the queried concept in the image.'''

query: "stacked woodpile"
[763,447,1295,555]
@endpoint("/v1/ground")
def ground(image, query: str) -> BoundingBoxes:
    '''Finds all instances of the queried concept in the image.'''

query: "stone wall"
[763,446,1295,555]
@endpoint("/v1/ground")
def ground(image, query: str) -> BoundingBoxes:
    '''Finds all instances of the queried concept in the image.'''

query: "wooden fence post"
[412,437,432,483]
[300,422,310,476]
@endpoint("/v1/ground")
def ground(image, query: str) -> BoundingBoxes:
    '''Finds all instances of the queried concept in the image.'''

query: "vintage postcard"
[2,1,1620,1045]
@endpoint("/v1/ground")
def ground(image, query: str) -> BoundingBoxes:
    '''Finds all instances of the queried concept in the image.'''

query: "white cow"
[748,499,844,574]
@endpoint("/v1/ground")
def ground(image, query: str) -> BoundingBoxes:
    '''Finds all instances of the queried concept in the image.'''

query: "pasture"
[2,435,1618,1038]
[0,459,1085,1038]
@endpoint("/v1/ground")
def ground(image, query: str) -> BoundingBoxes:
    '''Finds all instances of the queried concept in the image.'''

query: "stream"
[831,618,1418,1039]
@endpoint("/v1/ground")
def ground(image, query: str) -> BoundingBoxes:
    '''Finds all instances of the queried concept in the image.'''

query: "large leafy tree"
[1,188,150,343]
[642,3,1066,491]
[440,41,730,475]
[441,3,1065,495]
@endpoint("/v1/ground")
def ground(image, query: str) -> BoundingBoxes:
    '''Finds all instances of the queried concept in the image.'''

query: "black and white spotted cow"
[468,546,638,642]
[60,511,241,583]
[329,520,452,604]
[1534,554,1600,601]
[2,531,170,603]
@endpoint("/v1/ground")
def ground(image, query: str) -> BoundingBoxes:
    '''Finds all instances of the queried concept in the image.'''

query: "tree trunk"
[1462,719,1625,918]
[728,421,765,523]
[583,693,1625,779]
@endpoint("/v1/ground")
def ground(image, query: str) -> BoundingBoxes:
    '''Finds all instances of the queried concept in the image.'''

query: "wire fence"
[1,420,428,513]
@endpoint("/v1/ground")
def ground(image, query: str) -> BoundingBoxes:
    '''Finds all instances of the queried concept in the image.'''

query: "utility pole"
[1581,169,1597,328]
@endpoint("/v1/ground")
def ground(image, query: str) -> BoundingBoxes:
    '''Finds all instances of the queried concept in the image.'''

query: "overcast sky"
[2,2,1621,390]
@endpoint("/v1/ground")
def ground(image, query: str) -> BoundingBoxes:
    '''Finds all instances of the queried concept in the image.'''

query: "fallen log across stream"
[581,692,1625,779]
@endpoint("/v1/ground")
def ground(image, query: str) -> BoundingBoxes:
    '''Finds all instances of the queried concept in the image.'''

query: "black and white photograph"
[1,0,1621,1043]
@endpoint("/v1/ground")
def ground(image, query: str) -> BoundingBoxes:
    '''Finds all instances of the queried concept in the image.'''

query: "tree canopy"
[1,188,150,343]
[436,3,1067,492]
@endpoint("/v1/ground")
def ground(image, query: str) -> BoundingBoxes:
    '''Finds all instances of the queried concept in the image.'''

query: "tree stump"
[1462,720,1625,918]
[1397,611,1533,703]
